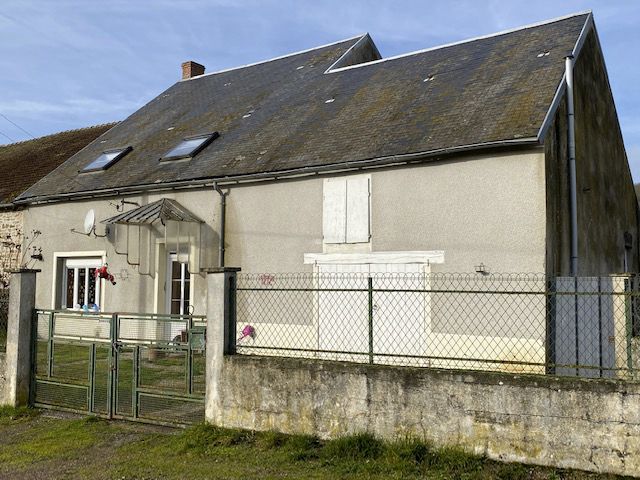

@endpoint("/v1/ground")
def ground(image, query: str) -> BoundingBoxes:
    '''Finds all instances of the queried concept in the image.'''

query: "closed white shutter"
[322,179,347,243]
[346,177,370,243]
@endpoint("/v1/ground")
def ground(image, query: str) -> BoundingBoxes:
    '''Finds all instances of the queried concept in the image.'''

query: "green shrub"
[323,432,384,461]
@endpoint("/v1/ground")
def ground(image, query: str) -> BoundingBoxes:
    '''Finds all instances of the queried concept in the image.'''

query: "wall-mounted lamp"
[475,263,488,275]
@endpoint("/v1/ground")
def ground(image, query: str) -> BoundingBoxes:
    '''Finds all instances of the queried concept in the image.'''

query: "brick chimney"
[181,61,205,80]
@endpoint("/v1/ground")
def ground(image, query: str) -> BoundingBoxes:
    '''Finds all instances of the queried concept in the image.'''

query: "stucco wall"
[215,355,640,477]
[0,209,24,288]
[23,190,219,314]
[225,149,547,274]
[23,148,546,313]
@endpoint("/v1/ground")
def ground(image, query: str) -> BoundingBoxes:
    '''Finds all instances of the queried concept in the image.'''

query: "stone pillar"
[2,269,38,406]
[203,267,240,425]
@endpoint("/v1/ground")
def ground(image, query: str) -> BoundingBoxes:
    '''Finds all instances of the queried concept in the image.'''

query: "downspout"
[214,183,227,267]
[566,55,578,276]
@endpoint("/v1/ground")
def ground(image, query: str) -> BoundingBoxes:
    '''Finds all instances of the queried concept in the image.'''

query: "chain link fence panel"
[235,273,640,380]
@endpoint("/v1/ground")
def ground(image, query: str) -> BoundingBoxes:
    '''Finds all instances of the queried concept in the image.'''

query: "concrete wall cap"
[7,268,41,274]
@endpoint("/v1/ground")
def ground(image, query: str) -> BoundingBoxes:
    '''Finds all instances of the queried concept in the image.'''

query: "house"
[10,11,639,370]
[0,124,115,287]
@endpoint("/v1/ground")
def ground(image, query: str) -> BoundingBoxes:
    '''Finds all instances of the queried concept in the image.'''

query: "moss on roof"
[20,13,590,202]
[0,123,116,204]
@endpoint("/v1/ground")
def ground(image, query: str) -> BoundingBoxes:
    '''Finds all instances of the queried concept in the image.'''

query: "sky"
[1,0,639,179]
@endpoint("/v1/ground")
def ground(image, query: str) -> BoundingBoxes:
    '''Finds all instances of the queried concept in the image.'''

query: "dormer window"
[80,147,132,173]
[161,132,219,162]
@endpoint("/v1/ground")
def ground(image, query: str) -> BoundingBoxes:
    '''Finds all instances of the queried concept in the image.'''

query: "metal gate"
[32,310,206,425]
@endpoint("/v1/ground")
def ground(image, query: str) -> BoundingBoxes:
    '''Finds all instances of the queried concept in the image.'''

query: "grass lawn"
[0,407,632,480]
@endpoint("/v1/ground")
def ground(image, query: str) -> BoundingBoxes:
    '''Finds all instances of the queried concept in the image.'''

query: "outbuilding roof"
[0,124,115,205]
[19,12,592,203]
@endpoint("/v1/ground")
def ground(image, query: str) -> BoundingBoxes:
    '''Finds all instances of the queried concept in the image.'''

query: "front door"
[165,253,192,343]
[166,253,191,316]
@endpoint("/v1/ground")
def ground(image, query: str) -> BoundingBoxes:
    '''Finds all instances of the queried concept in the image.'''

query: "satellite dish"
[83,209,96,235]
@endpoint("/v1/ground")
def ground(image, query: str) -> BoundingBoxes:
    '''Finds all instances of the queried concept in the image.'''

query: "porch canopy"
[102,198,205,277]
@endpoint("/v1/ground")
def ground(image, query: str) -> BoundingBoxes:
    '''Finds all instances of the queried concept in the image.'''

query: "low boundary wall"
[211,355,640,477]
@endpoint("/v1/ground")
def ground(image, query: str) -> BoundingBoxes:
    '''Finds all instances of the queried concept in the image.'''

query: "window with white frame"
[62,258,102,309]
[322,176,370,243]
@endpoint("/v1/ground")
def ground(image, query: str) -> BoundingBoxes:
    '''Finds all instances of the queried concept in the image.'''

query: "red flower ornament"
[95,264,117,285]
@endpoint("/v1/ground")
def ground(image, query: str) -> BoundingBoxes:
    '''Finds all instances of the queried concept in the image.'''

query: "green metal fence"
[32,310,206,425]
[235,273,640,380]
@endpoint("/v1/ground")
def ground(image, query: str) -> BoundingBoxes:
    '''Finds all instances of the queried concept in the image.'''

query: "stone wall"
[0,209,24,288]
[212,355,640,477]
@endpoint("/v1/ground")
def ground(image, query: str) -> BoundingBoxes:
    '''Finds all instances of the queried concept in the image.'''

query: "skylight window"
[161,132,219,161]
[81,147,132,173]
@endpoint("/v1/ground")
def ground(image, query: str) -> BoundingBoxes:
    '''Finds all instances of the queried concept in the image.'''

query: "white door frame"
[165,252,193,315]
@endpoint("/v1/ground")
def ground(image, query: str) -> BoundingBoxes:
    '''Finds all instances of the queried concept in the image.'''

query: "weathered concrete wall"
[215,355,640,477]
[0,209,24,288]
[545,29,639,275]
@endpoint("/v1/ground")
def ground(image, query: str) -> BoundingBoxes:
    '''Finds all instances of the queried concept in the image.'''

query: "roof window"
[81,147,132,173]
[161,132,219,161]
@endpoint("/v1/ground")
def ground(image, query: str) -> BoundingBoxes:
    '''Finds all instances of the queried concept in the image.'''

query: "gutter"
[213,183,227,268]
[14,137,540,207]
[565,55,578,276]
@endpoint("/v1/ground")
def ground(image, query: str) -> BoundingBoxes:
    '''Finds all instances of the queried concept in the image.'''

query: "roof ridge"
[0,122,119,148]
[326,10,593,74]
[180,33,368,82]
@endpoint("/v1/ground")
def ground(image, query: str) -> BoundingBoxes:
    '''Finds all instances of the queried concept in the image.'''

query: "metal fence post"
[88,343,96,413]
[47,311,54,378]
[107,313,118,419]
[133,345,139,419]
[368,276,374,365]
[187,317,194,394]
[29,310,38,406]
[545,277,556,375]
[227,274,238,355]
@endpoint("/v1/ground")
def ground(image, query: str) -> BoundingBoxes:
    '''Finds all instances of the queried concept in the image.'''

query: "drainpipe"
[566,55,578,276]
[213,183,227,267]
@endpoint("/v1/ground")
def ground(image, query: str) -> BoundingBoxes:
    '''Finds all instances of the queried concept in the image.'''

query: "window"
[62,258,102,309]
[167,253,191,315]
[80,147,132,173]
[161,132,219,161]
[322,176,370,243]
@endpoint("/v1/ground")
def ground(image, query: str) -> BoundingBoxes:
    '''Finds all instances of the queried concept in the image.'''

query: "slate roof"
[0,123,115,205]
[19,12,590,203]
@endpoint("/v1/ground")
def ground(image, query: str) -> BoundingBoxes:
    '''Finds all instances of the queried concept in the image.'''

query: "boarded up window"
[323,176,370,244]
